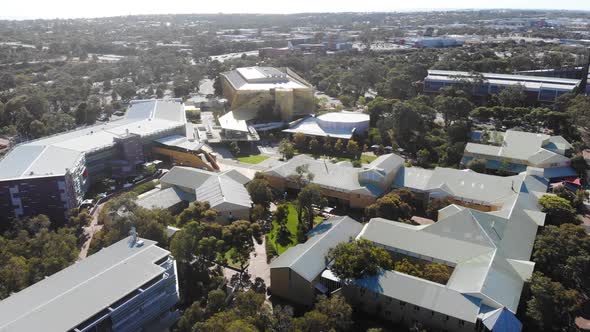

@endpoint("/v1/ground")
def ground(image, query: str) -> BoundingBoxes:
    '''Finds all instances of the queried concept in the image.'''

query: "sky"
[1,0,589,20]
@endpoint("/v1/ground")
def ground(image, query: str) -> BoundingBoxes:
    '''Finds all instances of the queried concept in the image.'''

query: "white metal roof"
[465,130,571,167]
[0,99,187,181]
[270,216,363,282]
[0,237,170,332]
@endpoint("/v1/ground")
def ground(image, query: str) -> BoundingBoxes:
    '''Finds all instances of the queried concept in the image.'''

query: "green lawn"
[325,154,377,164]
[238,155,270,164]
[360,154,378,164]
[268,203,323,254]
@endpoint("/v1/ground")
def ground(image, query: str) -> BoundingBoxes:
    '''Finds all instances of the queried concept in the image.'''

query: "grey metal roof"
[159,166,214,190]
[0,237,170,332]
[137,186,195,210]
[264,154,403,197]
[155,135,204,151]
[356,170,546,315]
[465,130,571,167]
[195,174,252,210]
[270,216,363,282]
[356,270,483,322]
[0,99,187,181]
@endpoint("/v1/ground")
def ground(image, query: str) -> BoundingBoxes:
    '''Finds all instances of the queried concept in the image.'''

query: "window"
[360,289,366,296]
[459,320,465,326]
[399,301,406,307]
[414,306,420,312]
[385,310,391,317]
[386,298,392,304]
[445,315,450,321]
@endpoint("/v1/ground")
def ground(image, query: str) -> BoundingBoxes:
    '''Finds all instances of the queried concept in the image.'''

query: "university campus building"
[262,153,405,209]
[137,166,252,223]
[0,236,180,332]
[461,130,574,179]
[219,66,314,140]
[423,70,582,103]
[270,161,550,332]
[0,99,217,224]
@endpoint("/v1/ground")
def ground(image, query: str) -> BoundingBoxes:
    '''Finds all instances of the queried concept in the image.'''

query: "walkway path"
[78,203,105,260]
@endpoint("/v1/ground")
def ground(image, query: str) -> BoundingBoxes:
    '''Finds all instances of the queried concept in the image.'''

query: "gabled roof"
[270,216,363,282]
[481,307,523,332]
[149,166,252,212]
[195,175,252,210]
[356,270,483,323]
[159,166,214,190]
[264,154,403,197]
[137,186,195,210]
[464,130,571,167]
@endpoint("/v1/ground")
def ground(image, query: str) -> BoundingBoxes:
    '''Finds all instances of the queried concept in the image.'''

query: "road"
[78,203,105,260]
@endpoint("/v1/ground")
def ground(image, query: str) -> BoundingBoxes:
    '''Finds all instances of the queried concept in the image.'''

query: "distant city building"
[423,70,582,103]
[398,36,464,48]
[283,111,370,140]
[220,66,315,123]
[461,130,574,178]
[0,99,216,223]
[138,166,252,222]
[0,236,180,332]
[263,154,404,208]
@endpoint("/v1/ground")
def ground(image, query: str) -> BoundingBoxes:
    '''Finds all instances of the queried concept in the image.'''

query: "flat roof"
[0,100,187,181]
[427,69,581,86]
[0,237,170,332]
[222,66,311,91]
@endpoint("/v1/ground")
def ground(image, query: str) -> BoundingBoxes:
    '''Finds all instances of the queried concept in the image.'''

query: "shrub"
[132,181,156,195]
[265,235,277,263]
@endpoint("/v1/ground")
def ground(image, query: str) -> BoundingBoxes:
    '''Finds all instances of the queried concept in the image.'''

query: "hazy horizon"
[1,0,589,20]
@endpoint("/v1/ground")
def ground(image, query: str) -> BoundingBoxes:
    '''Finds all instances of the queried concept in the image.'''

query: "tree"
[467,158,487,173]
[246,174,273,209]
[177,201,219,226]
[29,120,47,138]
[334,139,344,153]
[394,258,423,278]
[296,184,326,231]
[533,224,590,295]
[206,289,227,314]
[570,154,587,178]
[229,141,240,156]
[416,149,431,167]
[538,195,578,226]
[426,197,454,220]
[526,272,581,331]
[327,239,392,281]
[493,85,526,107]
[278,139,295,160]
[423,262,452,284]
[312,295,353,331]
[434,95,474,127]
[346,139,360,158]
[308,137,320,154]
[274,204,291,246]
[292,132,307,150]
[366,191,414,221]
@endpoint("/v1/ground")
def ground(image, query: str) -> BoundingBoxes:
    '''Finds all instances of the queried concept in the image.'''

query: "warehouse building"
[0,236,180,332]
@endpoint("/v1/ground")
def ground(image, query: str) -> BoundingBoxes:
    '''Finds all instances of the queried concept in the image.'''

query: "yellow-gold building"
[220,67,314,122]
